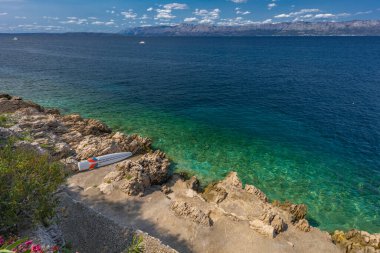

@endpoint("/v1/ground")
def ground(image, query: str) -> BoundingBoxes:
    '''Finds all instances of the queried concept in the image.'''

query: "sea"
[0,34,379,232]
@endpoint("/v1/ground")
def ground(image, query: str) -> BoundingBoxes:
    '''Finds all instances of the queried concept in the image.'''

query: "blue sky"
[0,0,379,32]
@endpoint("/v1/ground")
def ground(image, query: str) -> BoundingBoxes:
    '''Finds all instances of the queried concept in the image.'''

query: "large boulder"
[100,151,170,196]
[0,94,44,113]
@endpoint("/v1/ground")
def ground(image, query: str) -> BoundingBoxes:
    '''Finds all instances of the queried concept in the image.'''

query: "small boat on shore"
[139,41,145,45]
[78,152,133,171]
[13,37,18,41]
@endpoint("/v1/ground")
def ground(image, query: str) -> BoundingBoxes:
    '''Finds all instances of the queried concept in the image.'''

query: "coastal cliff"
[0,94,379,253]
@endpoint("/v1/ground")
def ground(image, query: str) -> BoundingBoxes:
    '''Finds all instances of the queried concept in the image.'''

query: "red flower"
[24,240,33,247]
[31,244,42,252]
[0,236,4,245]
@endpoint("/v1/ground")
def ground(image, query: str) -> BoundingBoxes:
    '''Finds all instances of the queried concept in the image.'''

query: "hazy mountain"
[121,20,380,36]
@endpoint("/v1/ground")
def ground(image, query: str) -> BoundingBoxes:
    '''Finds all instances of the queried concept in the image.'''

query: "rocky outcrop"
[0,94,152,173]
[0,94,43,113]
[332,230,380,253]
[273,200,307,223]
[99,151,170,196]
[245,183,268,202]
[170,201,212,227]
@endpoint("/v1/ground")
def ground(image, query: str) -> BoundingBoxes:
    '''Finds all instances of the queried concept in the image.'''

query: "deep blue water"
[0,34,379,232]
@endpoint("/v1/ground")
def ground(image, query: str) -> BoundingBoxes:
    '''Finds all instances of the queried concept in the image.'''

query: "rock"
[102,151,170,196]
[245,184,268,202]
[186,176,200,191]
[53,142,74,158]
[202,183,228,204]
[331,230,380,253]
[272,200,307,223]
[249,219,275,238]
[223,172,243,188]
[0,94,43,113]
[161,185,172,194]
[294,219,311,232]
[44,108,61,115]
[0,127,19,143]
[0,93,12,100]
[98,183,115,195]
[60,156,79,172]
[104,171,124,183]
[170,201,212,226]
[259,211,287,234]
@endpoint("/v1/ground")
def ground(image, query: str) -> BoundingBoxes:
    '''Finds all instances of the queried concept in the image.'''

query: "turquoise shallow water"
[0,34,379,232]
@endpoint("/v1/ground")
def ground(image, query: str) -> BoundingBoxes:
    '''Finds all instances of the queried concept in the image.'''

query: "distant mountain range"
[121,20,380,36]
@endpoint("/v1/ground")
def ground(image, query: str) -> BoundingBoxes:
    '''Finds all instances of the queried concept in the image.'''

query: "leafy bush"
[125,235,144,253]
[0,143,65,234]
[0,115,9,128]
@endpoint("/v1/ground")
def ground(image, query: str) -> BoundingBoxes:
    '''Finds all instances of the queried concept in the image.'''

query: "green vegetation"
[125,235,144,253]
[0,142,65,234]
[0,115,10,128]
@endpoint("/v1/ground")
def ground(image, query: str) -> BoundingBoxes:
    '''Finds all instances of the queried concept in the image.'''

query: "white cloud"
[355,10,373,15]
[156,9,175,20]
[0,12,8,16]
[154,3,188,20]
[235,8,250,15]
[230,0,247,3]
[14,16,26,19]
[163,3,188,10]
[60,17,88,25]
[43,16,59,20]
[141,14,149,20]
[194,8,220,24]
[314,13,335,19]
[268,3,277,10]
[262,19,273,24]
[121,9,137,19]
[184,17,198,22]
[274,9,320,18]
[92,21,115,26]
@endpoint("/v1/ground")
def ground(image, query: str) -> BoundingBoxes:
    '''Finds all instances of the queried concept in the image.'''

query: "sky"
[0,0,379,33]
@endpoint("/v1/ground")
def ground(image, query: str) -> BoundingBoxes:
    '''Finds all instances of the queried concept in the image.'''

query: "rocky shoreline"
[0,93,379,253]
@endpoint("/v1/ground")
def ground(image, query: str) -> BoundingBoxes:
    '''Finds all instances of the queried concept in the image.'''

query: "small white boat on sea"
[139,41,145,45]
[13,37,18,41]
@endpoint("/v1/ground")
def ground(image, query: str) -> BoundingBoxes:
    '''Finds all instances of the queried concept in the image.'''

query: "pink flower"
[24,240,33,247]
[0,235,5,245]
[31,244,42,252]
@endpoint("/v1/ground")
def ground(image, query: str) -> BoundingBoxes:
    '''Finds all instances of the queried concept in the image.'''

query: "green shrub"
[125,235,144,253]
[0,115,8,128]
[0,143,65,234]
